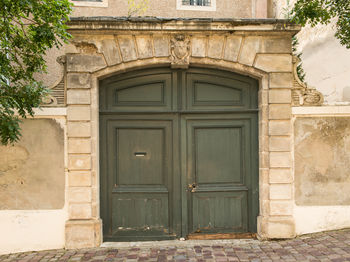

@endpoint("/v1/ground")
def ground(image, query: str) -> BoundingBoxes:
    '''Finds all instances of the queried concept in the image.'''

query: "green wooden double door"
[100,68,259,241]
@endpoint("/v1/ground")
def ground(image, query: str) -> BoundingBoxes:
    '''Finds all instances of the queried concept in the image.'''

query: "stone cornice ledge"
[67,17,300,33]
[292,106,350,116]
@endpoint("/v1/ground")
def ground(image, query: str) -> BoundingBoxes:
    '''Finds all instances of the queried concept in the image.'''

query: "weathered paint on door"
[100,68,258,241]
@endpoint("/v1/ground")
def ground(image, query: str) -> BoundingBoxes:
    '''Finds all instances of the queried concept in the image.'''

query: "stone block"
[269,168,293,183]
[101,39,121,66]
[262,37,292,53]
[66,54,106,73]
[269,200,293,216]
[239,37,261,66]
[68,171,92,187]
[67,73,91,89]
[259,151,269,169]
[269,89,291,104]
[266,217,295,238]
[68,138,91,154]
[270,152,292,168]
[67,89,91,105]
[136,35,153,59]
[208,35,225,59]
[270,73,293,88]
[269,184,292,200]
[117,36,137,62]
[269,136,291,151]
[67,106,91,121]
[269,104,291,120]
[67,122,91,137]
[68,155,91,170]
[65,219,102,249]
[223,36,242,62]
[69,203,92,219]
[269,120,291,135]
[69,187,92,203]
[191,36,207,58]
[153,35,169,57]
[254,54,292,72]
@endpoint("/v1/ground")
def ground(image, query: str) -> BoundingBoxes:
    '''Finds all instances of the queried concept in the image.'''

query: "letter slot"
[134,152,147,157]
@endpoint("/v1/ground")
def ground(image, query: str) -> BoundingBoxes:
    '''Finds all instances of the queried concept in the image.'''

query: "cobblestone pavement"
[1,229,350,262]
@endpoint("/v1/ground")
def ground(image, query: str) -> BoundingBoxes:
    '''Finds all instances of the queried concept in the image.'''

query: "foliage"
[292,36,306,83]
[292,0,350,49]
[127,0,149,17]
[0,0,72,145]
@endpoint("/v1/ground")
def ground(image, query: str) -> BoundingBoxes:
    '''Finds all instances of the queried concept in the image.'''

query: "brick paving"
[1,229,350,262]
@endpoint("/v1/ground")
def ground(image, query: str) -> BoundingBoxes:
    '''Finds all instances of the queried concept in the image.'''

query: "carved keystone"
[170,34,190,69]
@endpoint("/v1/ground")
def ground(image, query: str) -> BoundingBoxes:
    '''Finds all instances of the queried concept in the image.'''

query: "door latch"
[188,183,197,192]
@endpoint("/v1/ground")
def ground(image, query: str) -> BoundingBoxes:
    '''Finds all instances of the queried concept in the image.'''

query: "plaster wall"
[274,1,350,105]
[0,113,68,254]
[293,107,350,235]
[70,0,267,19]
[0,209,67,255]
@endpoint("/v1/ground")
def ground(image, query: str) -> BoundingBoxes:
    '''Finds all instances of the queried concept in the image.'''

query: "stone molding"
[292,56,324,107]
[63,20,298,247]
[42,55,66,107]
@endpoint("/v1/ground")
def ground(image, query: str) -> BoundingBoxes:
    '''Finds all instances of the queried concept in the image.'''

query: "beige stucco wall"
[0,111,68,255]
[292,107,350,235]
[70,0,268,18]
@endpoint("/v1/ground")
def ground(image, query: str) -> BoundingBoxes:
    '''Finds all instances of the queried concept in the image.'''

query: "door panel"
[100,116,179,241]
[183,115,257,235]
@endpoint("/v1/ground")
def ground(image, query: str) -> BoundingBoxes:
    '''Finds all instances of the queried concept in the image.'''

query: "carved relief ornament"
[170,34,191,68]
[292,56,324,106]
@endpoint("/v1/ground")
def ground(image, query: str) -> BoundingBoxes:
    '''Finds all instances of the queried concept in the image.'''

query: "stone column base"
[257,215,296,240]
[65,219,102,249]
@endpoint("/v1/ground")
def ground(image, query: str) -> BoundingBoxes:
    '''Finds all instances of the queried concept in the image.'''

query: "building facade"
[1,0,350,254]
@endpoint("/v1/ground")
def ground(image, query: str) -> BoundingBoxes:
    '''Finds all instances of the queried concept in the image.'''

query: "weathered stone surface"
[208,35,224,59]
[270,200,293,216]
[68,138,91,154]
[0,119,64,210]
[239,37,261,66]
[153,35,169,57]
[68,171,92,187]
[269,89,291,104]
[295,117,350,205]
[269,120,291,135]
[67,73,91,89]
[117,36,137,62]
[261,37,292,53]
[135,35,153,59]
[269,184,292,200]
[68,155,91,170]
[191,36,207,58]
[269,136,291,151]
[69,187,92,203]
[67,89,91,105]
[67,121,91,137]
[269,168,293,184]
[67,106,91,121]
[255,54,292,72]
[100,39,121,66]
[266,217,295,238]
[270,152,292,168]
[269,72,293,88]
[66,54,106,72]
[223,36,242,62]
[269,104,291,120]
[69,203,92,219]
[65,219,101,249]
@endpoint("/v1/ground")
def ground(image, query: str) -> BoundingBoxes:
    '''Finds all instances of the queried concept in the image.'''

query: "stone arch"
[65,27,296,248]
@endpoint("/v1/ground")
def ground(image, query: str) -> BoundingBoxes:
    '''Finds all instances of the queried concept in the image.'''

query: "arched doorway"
[99,67,259,241]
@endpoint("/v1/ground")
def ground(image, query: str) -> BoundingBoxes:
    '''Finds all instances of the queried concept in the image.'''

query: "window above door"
[177,0,216,11]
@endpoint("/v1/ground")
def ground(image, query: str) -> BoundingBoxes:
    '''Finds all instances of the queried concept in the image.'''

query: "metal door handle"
[188,183,197,192]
